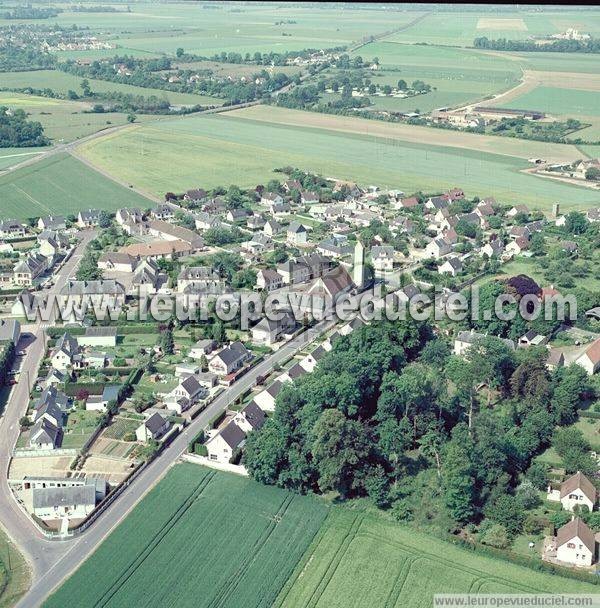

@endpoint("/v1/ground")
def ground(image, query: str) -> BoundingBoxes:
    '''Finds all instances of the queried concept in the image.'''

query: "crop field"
[77,107,599,210]
[0,153,151,220]
[44,464,329,608]
[0,71,221,107]
[499,87,600,118]
[275,508,599,608]
[0,526,30,608]
[0,147,46,171]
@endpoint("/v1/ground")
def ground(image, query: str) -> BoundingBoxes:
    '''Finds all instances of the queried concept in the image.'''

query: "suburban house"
[115,208,143,227]
[98,252,138,273]
[286,222,307,245]
[77,209,102,228]
[232,401,266,434]
[32,485,97,520]
[194,212,222,231]
[251,314,296,346]
[37,215,66,231]
[301,191,319,205]
[0,220,26,239]
[208,341,252,376]
[188,339,217,360]
[135,413,171,442]
[59,280,126,315]
[177,266,224,293]
[425,238,452,259]
[38,231,70,259]
[480,240,504,258]
[13,253,47,286]
[557,472,597,512]
[438,257,463,276]
[29,418,61,450]
[183,188,207,204]
[263,219,282,236]
[306,265,355,303]
[299,345,326,373]
[120,239,197,261]
[260,192,283,206]
[151,204,175,221]
[167,375,205,412]
[256,269,283,292]
[85,385,120,412]
[146,220,204,250]
[254,380,283,412]
[371,246,394,271]
[206,421,246,463]
[555,518,595,567]
[45,368,67,388]
[576,338,600,375]
[50,333,80,370]
[279,362,308,384]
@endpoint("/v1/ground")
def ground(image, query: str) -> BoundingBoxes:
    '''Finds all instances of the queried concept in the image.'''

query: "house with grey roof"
[136,412,170,442]
[0,318,20,345]
[206,421,247,464]
[208,341,252,376]
[13,253,47,286]
[32,484,96,520]
[37,215,66,231]
[29,418,61,450]
[77,209,102,228]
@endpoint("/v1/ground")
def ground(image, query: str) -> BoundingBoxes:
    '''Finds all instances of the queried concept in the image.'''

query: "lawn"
[0,152,152,220]
[44,464,329,608]
[61,409,101,449]
[0,70,222,107]
[275,507,599,608]
[79,109,600,211]
[0,527,30,608]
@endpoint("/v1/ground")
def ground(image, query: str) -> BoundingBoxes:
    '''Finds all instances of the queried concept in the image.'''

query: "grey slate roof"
[32,484,96,509]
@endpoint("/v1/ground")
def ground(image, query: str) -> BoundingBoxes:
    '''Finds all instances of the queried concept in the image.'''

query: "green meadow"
[499,87,600,118]
[0,153,151,219]
[79,112,600,210]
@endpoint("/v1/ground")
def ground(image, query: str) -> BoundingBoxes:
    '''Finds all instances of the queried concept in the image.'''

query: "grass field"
[0,526,30,608]
[275,507,598,608]
[44,464,329,608]
[0,147,47,171]
[0,70,222,107]
[77,108,600,210]
[0,152,151,220]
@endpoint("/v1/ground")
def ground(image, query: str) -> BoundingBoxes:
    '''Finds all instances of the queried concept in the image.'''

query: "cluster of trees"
[0,106,49,147]
[245,321,595,543]
[3,7,60,19]
[204,47,345,67]
[474,36,600,54]
[0,45,55,71]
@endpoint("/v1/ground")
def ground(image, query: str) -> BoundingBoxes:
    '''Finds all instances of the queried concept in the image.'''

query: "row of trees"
[474,36,600,54]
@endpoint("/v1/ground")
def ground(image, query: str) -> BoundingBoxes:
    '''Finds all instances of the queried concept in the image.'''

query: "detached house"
[286,222,307,245]
[135,413,170,442]
[251,313,296,346]
[559,472,597,512]
[371,246,394,271]
[206,421,246,463]
[254,380,284,412]
[13,253,47,286]
[50,333,80,370]
[425,238,452,259]
[38,215,66,231]
[0,220,26,239]
[260,192,283,206]
[555,518,595,567]
[480,240,504,258]
[77,209,102,228]
[438,257,463,276]
[256,269,283,292]
[209,341,252,376]
[576,338,600,375]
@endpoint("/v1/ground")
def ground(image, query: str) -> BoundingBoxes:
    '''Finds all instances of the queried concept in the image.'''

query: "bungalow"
[120,239,198,261]
[256,269,283,292]
[13,253,47,286]
[85,351,110,370]
[98,252,137,273]
[286,222,307,245]
[59,280,126,309]
[251,314,296,346]
[77,209,102,228]
[37,215,66,231]
[509,226,531,241]
[559,471,597,512]
[188,339,217,360]
[394,196,419,210]
[555,518,595,567]
[438,257,463,276]
[206,421,246,463]
[254,380,283,412]
[241,233,273,257]
[32,485,96,520]
[45,368,67,387]
[425,195,450,211]
[135,413,170,442]
[208,341,252,376]
[371,246,394,271]
[576,338,600,375]
[587,208,600,223]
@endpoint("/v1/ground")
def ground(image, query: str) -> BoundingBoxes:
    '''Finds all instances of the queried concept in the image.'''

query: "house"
[34,385,70,414]
[132,259,163,293]
[317,238,352,260]
[254,380,283,412]
[241,233,273,257]
[98,252,137,273]
[77,209,102,228]
[247,215,266,230]
[0,319,20,345]
[559,472,597,512]
[194,212,222,231]
[232,401,266,434]
[425,195,450,211]
[135,413,170,442]
[555,518,595,567]
[287,222,307,245]
[78,326,118,348]
[453,329,515,357]
[37,215,66,231]
[32,485,96,520]
[146,220,204,249]
[260,192,283,206]
[505,236,529,257]
[251,314,296,346]
[168,375,204,407]
[283,180,302,192]
[13,253,47,286]
[306,265,354,302]
[85,385,120,411]
[509,226,531,241]
[177,266,224,293]
[256,269,283,292]
[29,418,61,450]
[151,204,175,221]
[59,280,126,310]
[480,240,504,258]
[183,189,207,204]
[395,196,419,209]
[226,208,252,223]
[195,372,218,389]
[371,246,394,271]
[0,220,26,239]
[263,220,282,236]
[175,363,200,379]
[85,351,110,370]
[299,345,326,372]
[115,208,143,226]
[269,201,292,217]
[518,330,548,348]
[120,239,197,261]
[38,231,69,259]
[546,349,565,371]
[208,341,252,376]
[279,362,308,384]
[425,238,452,259]
[276,254,330,285]
[576,338,600,375]
[506,204,530,218]
[206,421,246,463]
[301,191,319,205]
[438,257,463,276]
[50,333,80,370]
[45,368,67,387]
[34,401,64,428]
[188,339,217,360]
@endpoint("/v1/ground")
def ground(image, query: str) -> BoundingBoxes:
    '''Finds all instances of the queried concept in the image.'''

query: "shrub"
[194,444,208,456]
[123,432,136,442]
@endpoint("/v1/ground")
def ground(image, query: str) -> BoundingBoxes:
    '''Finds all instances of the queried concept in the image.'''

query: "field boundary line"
[92,470,216,608]
[383,554,420,608]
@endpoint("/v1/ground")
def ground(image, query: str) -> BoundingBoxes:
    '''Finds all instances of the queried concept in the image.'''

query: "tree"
[397,79,407,90]
[564,211,588,235]
[97,210,111,229]
[160,326,174,355]
[382,84,392,95]
[176,47,184,58]
[515,480,540,509]
[127,113,137,123]
[479,521,510,549]
[585,167,600,181]
[441,425,475,524]
[80,78,91,96]
[484,494,524,538]
[525,461,549,490]
[211,320,226,344]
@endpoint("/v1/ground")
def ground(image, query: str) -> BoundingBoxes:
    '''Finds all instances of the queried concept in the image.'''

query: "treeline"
[204,47,346,66]
[3,7,60,19]
[0,46,55,72]
[0,342,15,385]
[0,106,49,147]
[245,320,595,544]
[474,36,600,54]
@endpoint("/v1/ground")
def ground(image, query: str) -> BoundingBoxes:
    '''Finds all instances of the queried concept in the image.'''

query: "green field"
[0,526,30,608]
[79,111,600,210]
[0,153,152,219]
[0,147,46,171]
[276,507,598,608]
[0,70,222,107]
[44,464,328,608]
[499,86,600,118]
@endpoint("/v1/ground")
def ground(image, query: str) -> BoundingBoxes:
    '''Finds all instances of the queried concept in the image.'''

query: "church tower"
[353,239,365,289]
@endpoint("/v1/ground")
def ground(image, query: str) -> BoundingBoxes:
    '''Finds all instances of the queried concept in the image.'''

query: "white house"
[208,342,251,376]
[438,257,463,276]
[286,222,307,245]
[576,338,600,375]
[559,472,597,512]
[256,269,283,292]
[188,339,217,360]
[254,380,283,412]
[135,413,170,442]
[371,246,394,272]
[50,333,80,370]
[32,484,96,520]
[206,421,246,463]
[425,238,451,259]
[251,314,295,346]
[555,518,595,567]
